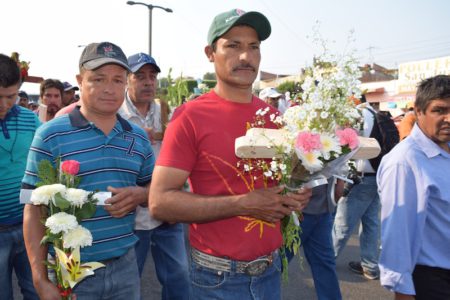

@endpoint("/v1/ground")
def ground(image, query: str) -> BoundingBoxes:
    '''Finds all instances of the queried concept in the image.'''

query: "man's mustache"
[46,103,61,113]
[233,64,256,72]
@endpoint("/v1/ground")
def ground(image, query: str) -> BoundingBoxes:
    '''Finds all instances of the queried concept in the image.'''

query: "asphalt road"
[13,229,392,300]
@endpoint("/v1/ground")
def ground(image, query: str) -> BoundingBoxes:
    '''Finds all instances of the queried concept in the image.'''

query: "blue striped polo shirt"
[1,105,40,225]
[22,106,155,262]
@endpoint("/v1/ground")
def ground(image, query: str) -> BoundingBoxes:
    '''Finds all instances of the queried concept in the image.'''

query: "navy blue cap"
[18,90,29,99]
[62,81,79,92]
[128,53,161,73]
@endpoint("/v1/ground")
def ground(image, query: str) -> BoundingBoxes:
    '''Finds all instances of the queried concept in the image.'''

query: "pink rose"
[335,128,359,150]
[295,131,322,152]
[61,160,80,175]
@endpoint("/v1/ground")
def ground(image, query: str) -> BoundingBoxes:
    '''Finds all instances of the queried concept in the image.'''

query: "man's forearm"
[23,204,49,284]
[150,188,243,223]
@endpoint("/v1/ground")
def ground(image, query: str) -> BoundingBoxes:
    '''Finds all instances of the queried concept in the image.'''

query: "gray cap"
[79,42,130,72]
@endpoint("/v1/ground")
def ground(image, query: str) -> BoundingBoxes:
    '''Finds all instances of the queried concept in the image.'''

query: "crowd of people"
[1,7,449,300]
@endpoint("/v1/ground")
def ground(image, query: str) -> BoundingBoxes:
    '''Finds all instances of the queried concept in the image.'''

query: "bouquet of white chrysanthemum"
[30,159,103,299]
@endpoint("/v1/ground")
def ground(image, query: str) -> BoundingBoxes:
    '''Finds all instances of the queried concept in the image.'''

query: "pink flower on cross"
[295,132,322,153]
[335,128,359,150]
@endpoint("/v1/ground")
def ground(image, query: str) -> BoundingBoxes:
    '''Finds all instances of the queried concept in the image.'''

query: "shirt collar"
[122,91,154,119]
[68,105,132,131]
[411,123,450,158]
[1,105,20,121]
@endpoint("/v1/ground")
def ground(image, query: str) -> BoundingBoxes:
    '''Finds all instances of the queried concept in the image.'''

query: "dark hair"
[360,94,367,103]
[0,54,21,87]
[415,75,450,113]
[39,78,64,98]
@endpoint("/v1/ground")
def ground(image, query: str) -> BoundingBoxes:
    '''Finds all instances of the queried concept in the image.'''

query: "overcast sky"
[3,0,450,94]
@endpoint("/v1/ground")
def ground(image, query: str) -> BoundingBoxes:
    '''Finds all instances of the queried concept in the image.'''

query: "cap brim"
[65,87,79,92]
[130,62,161,73]
[269,92,282,98]
[83,58,131,72]
[234,12,271,42]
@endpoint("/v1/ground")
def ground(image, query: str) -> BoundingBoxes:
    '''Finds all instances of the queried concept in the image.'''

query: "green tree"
[276,81,296,94]
[203,72,216,80]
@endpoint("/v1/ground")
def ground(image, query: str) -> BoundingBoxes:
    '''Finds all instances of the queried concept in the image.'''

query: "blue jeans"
[135,223,190,300]
[332,175,380,274]
[190,250,282,300]
[0,223,39,300]
[72,247,140,300]
[287,213,342,300]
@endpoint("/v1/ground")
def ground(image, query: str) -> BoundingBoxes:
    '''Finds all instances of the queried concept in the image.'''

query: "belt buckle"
[244,258,271,276]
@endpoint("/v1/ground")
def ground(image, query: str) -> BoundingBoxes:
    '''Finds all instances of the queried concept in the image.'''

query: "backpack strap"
[363,107,377,136]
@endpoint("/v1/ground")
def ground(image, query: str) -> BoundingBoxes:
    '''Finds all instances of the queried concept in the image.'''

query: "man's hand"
[239,186,312,223]
[35,278,72,300]
[143,127,163,144]
[104,186,147,218]
[334,179,345,202]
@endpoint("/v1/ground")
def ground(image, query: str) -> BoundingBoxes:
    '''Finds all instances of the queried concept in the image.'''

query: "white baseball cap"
[259,87,282,99]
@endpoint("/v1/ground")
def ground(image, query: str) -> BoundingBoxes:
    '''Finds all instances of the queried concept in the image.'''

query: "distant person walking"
[332,95,383,280]
[36,78,64,122]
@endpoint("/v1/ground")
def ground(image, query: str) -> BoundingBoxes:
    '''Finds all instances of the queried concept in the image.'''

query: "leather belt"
[0,223,20,231]
[191,248,277,276]
[99,256,120,265]
[357,172,376,177]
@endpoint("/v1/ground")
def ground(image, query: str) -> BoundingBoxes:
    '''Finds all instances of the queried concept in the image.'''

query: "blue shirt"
[377,123,450,295]
[22,107,155,261]
[0,105,40,225]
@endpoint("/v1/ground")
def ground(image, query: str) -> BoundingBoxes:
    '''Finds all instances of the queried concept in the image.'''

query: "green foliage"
[75,201,97,222]
[36,160,57,186]
[54,193,70,210]
[202,80,216,89]
[203,72,216,80]
[185,80,198,93]
[158,77,169,89]
[166,68,190,107]
[40,229,61,246]
[275,81,305,99]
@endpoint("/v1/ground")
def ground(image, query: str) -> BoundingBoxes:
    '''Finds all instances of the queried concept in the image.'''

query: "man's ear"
[414,106,425,118]
[76,74,82,88]
[204,45,214,62]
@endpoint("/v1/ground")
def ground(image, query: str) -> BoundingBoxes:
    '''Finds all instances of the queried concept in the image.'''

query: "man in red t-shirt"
[149,9,312,299]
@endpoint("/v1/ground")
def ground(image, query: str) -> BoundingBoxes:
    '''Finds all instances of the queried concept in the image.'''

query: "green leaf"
[36,160,57,186]
[40,235,50,246]
[43,260,57,269]
[54,192,70,210]
[75,202,97,221]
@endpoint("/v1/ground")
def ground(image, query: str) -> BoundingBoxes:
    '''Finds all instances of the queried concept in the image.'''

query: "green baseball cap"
[207,9,271,45]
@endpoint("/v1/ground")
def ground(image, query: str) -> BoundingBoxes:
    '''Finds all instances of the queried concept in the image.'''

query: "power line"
[257,0,314,51]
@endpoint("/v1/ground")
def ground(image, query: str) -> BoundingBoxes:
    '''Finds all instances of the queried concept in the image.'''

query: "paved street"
[13,230,391,299]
